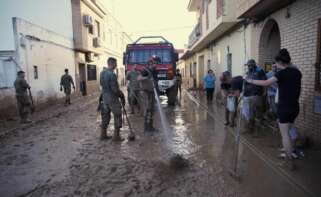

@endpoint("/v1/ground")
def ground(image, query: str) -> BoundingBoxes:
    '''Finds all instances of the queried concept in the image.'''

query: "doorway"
[79,63,87,96]
[198,55,205,88]
[259,19,281,71]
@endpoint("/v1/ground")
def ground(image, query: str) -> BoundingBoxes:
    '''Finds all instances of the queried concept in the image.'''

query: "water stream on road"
[153,88,173,150]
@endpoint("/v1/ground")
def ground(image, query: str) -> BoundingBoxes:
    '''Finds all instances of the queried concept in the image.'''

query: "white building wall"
[0,0,73,51]
[14,18,76,104]
[183,24,252,89]
[0,18,76,117]
[211,25,252,78]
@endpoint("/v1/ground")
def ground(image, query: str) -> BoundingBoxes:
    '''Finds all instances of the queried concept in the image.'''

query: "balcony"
[188,22,202,48]
[237,0,295,20]
[188,0,239,52]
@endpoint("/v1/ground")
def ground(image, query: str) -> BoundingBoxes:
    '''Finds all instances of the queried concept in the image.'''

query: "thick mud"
[0,93,240,197]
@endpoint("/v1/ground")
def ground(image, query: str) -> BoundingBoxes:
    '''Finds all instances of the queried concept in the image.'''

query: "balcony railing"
[188,22,202,48]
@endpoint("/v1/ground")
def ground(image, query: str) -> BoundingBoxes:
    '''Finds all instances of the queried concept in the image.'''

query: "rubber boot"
[100,128,111,140]
[230,118,236,128]
[64,98,68,106]
[112,128,124,142]
[144,122,149,133]
[20,118,32,124]
[224,108,230,126]
[278,155,296,171]
[148,121,157,132]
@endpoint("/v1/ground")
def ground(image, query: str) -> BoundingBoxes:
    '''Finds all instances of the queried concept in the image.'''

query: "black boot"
[112,128,124,142]
[100,128,111,140]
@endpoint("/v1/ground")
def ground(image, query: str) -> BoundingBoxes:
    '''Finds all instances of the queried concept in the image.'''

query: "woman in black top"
[246,49,302,165]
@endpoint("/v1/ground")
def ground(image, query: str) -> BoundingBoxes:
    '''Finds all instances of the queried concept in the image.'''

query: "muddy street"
[0,91,241,197]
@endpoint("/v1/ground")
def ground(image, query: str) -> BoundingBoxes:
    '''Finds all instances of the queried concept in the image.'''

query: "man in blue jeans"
[243,59,267,133]
[203,69,216,103]
[266,64,278,119]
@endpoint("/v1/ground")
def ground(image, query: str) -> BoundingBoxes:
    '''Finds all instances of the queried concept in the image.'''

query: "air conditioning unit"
[85,52,95,62]
[83,15,93,27]
[93,37,102,48]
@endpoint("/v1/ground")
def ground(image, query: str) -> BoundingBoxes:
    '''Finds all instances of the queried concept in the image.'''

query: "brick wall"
[252,0,321,143]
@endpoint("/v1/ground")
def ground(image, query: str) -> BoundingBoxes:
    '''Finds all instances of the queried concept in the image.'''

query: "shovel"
[120,101,136,141]
[28,88,35,113]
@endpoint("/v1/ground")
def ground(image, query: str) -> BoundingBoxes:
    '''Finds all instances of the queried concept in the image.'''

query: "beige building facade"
[182,0,321,143]
[71,0,131,95]
[182,0,252,90]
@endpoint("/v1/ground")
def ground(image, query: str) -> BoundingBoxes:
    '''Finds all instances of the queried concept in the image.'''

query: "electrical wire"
[129,26,194,34]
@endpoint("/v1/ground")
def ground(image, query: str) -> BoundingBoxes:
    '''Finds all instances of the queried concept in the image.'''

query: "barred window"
[216,0,224,19]
[87,64,97,81]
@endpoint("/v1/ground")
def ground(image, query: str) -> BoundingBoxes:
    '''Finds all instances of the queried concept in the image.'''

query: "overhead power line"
[129,26,194,33]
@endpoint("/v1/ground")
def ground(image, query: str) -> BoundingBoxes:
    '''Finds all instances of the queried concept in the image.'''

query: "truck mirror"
[174,53,179,62]
[123,53,127,65]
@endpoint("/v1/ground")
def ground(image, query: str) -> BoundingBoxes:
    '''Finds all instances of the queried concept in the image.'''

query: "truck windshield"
[128,49,172,64]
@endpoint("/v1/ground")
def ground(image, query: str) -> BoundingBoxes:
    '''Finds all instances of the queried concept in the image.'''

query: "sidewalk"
[186,89,321,197]
[0,93,99,138]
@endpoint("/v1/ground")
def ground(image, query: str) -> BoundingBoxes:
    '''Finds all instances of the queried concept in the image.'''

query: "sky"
[101,0,196,49]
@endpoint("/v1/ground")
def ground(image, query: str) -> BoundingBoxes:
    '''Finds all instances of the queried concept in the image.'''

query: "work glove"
[119,91,126,106]
[120,96,126,106]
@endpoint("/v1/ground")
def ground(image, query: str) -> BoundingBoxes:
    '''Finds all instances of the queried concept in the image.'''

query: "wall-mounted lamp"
[285,7,291,19]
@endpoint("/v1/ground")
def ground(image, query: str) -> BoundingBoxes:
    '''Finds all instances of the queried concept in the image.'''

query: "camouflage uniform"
[100,67,124,140]
[140,67,157,132]
[127,70,140,114]
[14,76,31,123]
[60,74,75,105]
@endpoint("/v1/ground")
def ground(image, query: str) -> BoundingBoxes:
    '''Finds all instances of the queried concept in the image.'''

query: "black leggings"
[206,88,214,101]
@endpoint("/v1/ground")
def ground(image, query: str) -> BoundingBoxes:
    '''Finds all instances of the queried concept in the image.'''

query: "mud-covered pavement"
[0,91,241,197]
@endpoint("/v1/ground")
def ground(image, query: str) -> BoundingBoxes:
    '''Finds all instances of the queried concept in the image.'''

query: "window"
[88,25,94,35]
[217,0,224,19]
[128,49,172,64]
[95,20,100,37]
[193,62,197,77]
[109,29,112,45]
[0,59,16,88]
[87,64,97,81]
[205,0,209,30]
[33,66,38,79]
[102,23,105,41]
[217,50,221,64]
[201,0,206,14]
[316,19,321,91]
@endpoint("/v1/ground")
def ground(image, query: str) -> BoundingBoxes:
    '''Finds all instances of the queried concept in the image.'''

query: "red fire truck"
[123,36,179,105]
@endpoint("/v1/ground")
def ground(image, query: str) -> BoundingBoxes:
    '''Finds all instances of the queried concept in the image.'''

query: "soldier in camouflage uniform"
[60,69,75,106]
[14,71,32,124]
[100,57,125,141]
[138,56,159,132]
[126,65,141,114]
